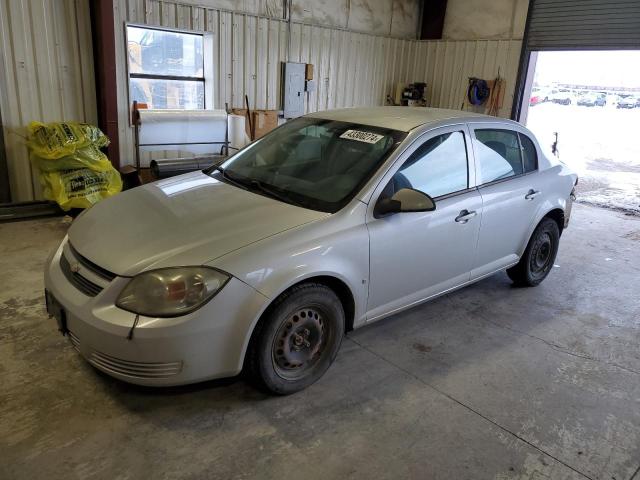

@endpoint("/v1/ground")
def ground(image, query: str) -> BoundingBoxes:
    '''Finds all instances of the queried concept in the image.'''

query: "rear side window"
[519,133,538,173]
[389,131,468,198]
[475,129,523,184]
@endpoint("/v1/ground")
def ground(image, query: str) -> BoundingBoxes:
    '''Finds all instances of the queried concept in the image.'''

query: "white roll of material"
[227,114,251,151]
[138,109,228,154]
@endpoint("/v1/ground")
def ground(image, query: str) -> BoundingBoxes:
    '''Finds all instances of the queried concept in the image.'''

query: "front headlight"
[116,267,230,317]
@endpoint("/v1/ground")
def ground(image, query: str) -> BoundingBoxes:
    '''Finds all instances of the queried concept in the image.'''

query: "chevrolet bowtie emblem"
[70,263,80,273]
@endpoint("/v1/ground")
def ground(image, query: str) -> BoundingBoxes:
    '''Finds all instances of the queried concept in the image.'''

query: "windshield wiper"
[213,165,247,190]
[246,179,295,205]
[213,166,296,206]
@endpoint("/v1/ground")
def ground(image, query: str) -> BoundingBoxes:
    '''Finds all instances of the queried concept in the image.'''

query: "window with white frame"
[127,25,205,109]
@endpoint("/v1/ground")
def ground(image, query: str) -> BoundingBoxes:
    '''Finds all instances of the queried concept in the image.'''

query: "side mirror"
[374,188,436,217]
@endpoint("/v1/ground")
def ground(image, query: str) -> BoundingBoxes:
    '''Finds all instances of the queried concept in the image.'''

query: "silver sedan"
[44,107,577,394]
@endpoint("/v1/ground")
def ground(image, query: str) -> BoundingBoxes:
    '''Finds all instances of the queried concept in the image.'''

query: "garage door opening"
[521,50,640,214]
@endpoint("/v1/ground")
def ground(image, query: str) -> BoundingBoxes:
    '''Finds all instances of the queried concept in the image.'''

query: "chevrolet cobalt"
[45,107,577,394]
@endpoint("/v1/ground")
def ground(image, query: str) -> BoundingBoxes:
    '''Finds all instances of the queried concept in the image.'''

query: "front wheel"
[507,218,560,287]
[247,283,344,395]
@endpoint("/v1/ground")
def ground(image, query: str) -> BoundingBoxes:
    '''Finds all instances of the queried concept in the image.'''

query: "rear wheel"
[247,283,344,395]
[507,218,560,287]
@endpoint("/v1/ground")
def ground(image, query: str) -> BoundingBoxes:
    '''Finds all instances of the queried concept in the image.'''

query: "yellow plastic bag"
[26,121,122,211]
[40,168,123,211]
[32,144,113,173]
[27,121,109,160]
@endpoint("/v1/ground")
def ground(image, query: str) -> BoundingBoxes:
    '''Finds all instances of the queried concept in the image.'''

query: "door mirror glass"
[375,188,436,217]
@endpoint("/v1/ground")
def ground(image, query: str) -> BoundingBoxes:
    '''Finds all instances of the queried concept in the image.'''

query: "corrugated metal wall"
[115,1,521,166]
[0,0,96,202]
[411,39,522,118]
[114,0,422,165]
[0,0,522,200]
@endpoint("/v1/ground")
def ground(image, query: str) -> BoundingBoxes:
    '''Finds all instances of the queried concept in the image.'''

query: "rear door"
[366,126,483,321]
[469,125,542,279]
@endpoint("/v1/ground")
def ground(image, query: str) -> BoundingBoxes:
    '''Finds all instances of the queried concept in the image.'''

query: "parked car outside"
[530,88,551,104]
[530,94,542,106]
[577,93,606,107]
[594,93,607,106]
[617,96,636,109]
[550,90,574,105]
[44,107,577,394]
[535,88,553,102]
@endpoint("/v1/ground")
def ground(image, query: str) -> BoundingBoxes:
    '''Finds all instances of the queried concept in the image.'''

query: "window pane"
[475,129,523,184]
[392,132,468,198]
[519,133,538,173]
[130,78,204,109]
[127,26,203,78]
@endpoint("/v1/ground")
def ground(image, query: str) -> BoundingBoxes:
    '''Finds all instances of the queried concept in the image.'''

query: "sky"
[533,51,640,88]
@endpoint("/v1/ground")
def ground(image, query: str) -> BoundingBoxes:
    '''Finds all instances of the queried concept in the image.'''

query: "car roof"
[305,106,516,132]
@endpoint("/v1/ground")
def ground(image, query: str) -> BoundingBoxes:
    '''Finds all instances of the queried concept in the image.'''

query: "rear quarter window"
[519,133,538,173]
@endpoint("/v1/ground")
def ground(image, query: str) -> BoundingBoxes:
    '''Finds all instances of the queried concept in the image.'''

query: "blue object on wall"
[467,78,490,106]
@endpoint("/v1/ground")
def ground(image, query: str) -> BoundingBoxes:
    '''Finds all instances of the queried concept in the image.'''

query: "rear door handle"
[525,189,541,200]
[455,210,477,223]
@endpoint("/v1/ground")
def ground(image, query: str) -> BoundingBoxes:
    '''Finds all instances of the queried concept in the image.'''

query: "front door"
[366,127,482,321]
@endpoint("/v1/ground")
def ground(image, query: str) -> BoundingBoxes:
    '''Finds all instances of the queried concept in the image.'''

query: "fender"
[519,197,567,257]
[226,268,363,374]
[209,201,370,367]
[518,165,575,257]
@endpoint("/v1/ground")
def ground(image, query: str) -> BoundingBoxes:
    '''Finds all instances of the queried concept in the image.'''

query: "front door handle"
[455,210,477,223]
[525,189,541,200]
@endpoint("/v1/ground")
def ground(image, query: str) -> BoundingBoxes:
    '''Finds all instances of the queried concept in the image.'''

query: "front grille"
[89,351,183,379]
[60,254,103,297]
[68,243,116,281]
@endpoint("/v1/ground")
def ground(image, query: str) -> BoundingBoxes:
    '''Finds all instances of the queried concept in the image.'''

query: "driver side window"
[383,131,469,199]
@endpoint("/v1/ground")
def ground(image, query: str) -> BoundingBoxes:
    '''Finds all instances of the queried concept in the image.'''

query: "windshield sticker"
[339,130,384,144]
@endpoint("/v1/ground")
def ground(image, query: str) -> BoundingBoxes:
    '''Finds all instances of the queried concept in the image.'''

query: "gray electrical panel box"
[282,62,305,118]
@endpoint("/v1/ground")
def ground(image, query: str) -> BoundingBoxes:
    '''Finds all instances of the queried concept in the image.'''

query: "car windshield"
[208,117,406,213]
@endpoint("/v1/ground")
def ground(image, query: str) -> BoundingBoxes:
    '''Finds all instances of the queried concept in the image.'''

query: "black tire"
[247,283,344,395]
[507,217,560,287]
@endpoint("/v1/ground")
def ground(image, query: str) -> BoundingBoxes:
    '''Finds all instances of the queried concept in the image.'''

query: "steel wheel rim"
[272,306,329,380]
[531,232,553,276]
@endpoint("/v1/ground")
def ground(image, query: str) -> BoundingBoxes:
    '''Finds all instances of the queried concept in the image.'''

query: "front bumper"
[44,238,269,386]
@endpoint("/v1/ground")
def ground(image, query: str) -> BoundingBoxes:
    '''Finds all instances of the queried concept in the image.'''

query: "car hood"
[68,171,327,276]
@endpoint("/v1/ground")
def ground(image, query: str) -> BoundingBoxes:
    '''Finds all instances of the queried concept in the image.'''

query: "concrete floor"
[1,203,639,480]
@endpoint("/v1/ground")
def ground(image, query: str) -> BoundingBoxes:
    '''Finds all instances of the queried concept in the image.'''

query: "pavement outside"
[1,203,639,480]
[527,102,640,214]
